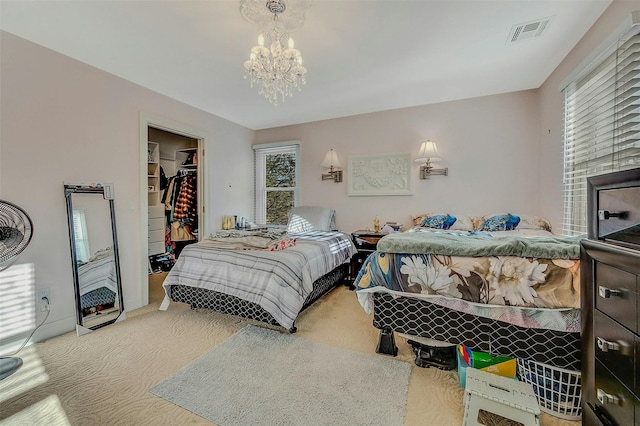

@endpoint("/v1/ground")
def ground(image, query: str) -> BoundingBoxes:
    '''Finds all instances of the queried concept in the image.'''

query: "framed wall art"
[347,152,412,196]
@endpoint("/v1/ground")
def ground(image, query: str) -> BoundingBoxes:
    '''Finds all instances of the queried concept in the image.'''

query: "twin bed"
[354,213,584,419]
[354,213,583,371]
[160,207,357,332]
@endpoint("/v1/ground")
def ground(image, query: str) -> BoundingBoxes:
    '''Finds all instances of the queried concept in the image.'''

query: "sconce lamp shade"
[320,148,343,182]
[415,141,441,162]
[321,149,341,168]
[416,140,448,179]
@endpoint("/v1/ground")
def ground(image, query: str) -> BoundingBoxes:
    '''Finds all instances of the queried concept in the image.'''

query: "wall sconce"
[321,149,343,183]
[416,141,448,179]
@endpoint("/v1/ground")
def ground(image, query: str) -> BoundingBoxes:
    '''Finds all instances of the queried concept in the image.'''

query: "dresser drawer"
[595,262,637,333]
[594,309,635,394]
[148,241,165,256]
[353,237,380,251]
[350,251,372,281]
[584,404,606,426]
[149,217,165,231]
[351,231,384,251]
[148,205,165,219]
[148,229,164,243]
[594,359,636,426]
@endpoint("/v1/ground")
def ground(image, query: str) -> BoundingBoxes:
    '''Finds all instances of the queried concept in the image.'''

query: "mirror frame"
[64,184,125,334]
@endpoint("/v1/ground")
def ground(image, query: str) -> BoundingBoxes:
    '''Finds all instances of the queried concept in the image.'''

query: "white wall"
[0,31,255,342]
[255,90,541,232]
[538,0,639,230]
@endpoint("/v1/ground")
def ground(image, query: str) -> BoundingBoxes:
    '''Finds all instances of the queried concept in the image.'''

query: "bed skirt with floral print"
[355,251,580,332]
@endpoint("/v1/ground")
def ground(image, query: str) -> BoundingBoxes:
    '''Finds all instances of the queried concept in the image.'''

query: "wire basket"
[517,358,582,421]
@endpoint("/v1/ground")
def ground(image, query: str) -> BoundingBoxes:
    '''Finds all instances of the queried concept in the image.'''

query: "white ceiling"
[0,1,612,130]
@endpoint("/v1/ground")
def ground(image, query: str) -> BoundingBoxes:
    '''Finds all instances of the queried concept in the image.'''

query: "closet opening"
[139,114,206,308]
[148,127,201,273]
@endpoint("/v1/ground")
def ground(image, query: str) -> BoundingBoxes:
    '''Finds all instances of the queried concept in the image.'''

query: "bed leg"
[376,327,398,357]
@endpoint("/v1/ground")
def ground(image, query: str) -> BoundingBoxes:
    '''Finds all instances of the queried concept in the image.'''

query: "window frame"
[560,19,639,236]
[253,141,300,225]
[72,208,91,262]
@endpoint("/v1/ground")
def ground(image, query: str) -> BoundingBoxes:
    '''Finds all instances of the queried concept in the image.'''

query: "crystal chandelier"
[242,0,308,105]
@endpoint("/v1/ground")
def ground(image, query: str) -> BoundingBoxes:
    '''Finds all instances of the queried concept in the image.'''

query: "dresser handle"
[598,210,629,220]
[597,388,621,406]
[597,337,632,356]
[598,285,622,298]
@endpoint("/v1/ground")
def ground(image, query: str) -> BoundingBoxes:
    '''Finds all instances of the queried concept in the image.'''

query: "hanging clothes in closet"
[162,169,197,242]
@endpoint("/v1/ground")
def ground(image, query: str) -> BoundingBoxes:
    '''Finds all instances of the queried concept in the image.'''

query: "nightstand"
[350,230,384,284]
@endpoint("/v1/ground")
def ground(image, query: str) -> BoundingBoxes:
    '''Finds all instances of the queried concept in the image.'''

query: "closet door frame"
[139,112,207,307]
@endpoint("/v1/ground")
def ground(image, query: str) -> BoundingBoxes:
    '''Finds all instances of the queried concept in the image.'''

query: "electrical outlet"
[36,288,50,312]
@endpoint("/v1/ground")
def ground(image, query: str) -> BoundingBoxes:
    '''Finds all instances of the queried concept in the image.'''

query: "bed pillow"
[412,213,475,231]
[515,214,552,232]
[287,206,336,233]
[475,213,521,231]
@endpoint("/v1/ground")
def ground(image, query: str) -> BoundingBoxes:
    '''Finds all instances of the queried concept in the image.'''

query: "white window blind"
[561,27,640,236]
[73,209,90,262]
[253,142,299,225]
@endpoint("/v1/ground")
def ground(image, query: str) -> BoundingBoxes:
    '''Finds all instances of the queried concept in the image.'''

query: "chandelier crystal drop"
[242,0,308,105]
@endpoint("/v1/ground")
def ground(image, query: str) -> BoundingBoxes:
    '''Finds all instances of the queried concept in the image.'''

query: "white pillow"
[515,214,552,232]
[287,206,336,233]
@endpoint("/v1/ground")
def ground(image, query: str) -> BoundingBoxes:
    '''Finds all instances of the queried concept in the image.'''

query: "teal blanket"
[376,230,584,259]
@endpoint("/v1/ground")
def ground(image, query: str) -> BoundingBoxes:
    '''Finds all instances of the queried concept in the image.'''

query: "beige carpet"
[0,274,579,426]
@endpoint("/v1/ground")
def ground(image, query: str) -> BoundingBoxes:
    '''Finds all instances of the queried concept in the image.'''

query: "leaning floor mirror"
[64,184,125,335]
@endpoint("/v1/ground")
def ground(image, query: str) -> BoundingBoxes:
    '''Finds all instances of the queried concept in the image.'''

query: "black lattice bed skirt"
[81,287,116,314]
[372,292,581,370]
[168,263,349,332]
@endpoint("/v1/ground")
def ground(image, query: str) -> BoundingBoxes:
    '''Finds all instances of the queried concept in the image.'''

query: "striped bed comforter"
[78,252,117,296]
[160,231,357,329]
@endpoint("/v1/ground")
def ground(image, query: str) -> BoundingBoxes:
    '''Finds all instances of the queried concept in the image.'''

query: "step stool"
[463,368,540,426]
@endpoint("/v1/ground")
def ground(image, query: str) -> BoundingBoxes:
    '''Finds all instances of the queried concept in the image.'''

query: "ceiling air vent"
[507,16,554,44]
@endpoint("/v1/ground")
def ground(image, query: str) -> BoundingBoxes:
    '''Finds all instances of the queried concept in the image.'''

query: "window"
[73,209,90,262]
[561,24,639,236]
[254,142,299,225]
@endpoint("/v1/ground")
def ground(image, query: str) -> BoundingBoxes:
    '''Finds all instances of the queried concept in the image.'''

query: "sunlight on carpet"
[0,280,578,426]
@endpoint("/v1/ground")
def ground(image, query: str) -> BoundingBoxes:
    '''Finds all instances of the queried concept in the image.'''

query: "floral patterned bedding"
[354,228,582,332]
[356,250,580,307]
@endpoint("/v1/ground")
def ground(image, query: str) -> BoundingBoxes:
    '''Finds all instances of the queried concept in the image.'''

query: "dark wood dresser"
[581,167,640,425]
[581,240,640,425]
